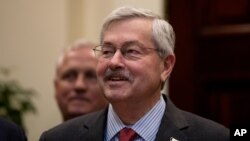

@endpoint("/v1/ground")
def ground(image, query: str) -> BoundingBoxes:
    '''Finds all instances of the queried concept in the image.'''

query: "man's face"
[96,18,169,104]
[55,48,107,121]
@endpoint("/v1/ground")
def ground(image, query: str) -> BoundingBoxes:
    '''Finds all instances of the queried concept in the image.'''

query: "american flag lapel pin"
[170,137,179,141]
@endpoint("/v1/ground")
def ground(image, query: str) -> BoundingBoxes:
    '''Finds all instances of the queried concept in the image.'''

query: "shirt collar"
[105,95,166,141]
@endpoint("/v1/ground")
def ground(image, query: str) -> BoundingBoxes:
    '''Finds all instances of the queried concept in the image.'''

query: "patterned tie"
[119,127,137,141]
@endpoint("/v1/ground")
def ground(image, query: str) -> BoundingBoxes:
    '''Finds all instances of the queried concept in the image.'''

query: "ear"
[160,54,175,82]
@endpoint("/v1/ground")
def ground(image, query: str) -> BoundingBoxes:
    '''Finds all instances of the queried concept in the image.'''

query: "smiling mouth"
[108,76,128,81]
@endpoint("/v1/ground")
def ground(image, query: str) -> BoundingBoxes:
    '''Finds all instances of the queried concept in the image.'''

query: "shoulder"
[181,110,229,140]
[0,117,19,131]
[163,96,229,141]
[0,118,27,141]
[39,109,106,141]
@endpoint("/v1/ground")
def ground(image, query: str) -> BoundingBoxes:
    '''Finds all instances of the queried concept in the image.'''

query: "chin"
[68,106,86,113]
[104,90,131,102]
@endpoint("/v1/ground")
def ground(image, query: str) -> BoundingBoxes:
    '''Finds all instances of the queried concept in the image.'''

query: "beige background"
[0,0,164,140]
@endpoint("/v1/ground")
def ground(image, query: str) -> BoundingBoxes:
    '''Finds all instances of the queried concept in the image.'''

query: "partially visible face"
[96,18,170,104]
[55,47,108,121]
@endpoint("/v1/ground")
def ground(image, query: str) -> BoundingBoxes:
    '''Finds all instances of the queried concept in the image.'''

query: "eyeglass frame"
[93,41,159,60]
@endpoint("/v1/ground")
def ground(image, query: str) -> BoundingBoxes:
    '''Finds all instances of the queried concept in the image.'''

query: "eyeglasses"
[93,42,158,60]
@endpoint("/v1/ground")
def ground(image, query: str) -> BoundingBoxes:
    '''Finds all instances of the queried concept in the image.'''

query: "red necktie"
[119,127,137,141]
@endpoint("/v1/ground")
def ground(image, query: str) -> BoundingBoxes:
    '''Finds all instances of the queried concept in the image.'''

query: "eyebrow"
[102,42,114,46]
[102,40,145,48]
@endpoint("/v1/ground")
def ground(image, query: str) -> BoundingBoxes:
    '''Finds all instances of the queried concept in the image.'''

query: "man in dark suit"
[0,117,27,141]
[40,6,229,141]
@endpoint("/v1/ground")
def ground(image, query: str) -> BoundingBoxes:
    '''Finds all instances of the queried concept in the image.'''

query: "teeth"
[110,76,126,81]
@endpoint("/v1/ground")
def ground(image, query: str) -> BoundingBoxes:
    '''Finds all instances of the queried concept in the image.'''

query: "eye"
[61,70,77,82]
[101,46,115,57]
[126,48,140,54]
[85,70,97,81]
[102,49,113,55]
[124,45,142,56]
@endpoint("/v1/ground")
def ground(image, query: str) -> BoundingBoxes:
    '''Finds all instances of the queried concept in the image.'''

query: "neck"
[112,93,161,125]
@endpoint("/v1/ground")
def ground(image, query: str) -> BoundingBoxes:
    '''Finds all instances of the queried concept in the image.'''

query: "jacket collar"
[80,95,189,141]
[155,95,188,141]
[78,108,108,141]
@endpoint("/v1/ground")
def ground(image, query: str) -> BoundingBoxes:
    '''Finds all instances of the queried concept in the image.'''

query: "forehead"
[58,48,97,71]
[66,47,95,60]
[103,18,153,45]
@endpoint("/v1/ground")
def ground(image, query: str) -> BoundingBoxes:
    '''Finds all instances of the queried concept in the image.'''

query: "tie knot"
[119,128,137,141]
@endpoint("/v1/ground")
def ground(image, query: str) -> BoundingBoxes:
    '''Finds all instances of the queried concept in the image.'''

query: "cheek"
[55,93,66,109]
[127,60,150,74]
[56,82,72,99]
[89,92,101,102]
[133,60,161,81]
[88,85,102,95]
[96,60,108,77]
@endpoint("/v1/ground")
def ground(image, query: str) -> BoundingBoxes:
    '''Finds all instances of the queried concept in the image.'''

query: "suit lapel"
[74,96,189,141]
[76,108,108,141]
[155,96,188,141]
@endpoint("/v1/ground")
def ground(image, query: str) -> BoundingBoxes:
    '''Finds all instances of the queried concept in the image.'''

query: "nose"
[109,50,125,70]
[74,74,87,92]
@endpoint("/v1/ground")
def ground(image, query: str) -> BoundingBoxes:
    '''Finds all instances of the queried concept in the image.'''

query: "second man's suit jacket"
[40,96,229,141]
[0,117,27,141]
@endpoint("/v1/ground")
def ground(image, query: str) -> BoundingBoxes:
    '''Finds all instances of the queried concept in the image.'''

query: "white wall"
[0,1,67,141]
[0,0,164,140]
[81,0,164,43]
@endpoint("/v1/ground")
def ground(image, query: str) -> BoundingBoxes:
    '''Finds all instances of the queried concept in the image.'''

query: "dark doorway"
[167,0,250,127]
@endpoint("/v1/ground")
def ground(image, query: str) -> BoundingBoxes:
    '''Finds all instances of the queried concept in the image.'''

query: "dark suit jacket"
[40,96,229,141]
[0,117,27,141]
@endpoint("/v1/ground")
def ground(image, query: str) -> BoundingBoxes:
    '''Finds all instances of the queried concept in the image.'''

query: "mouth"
[106,75,129,81]
[103,69,133,85]
[69,96,89,103]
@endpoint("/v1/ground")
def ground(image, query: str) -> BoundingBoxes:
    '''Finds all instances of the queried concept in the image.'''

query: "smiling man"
[54,39,108,121]
[40,7,229,141]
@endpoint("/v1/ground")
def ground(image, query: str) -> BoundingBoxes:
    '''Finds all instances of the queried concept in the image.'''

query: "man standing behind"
[54,39,108,121]
[40,7,229,141]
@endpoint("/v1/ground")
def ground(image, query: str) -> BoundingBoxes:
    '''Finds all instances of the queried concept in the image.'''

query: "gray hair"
[55,39,96,73]
[100,6,175,58]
